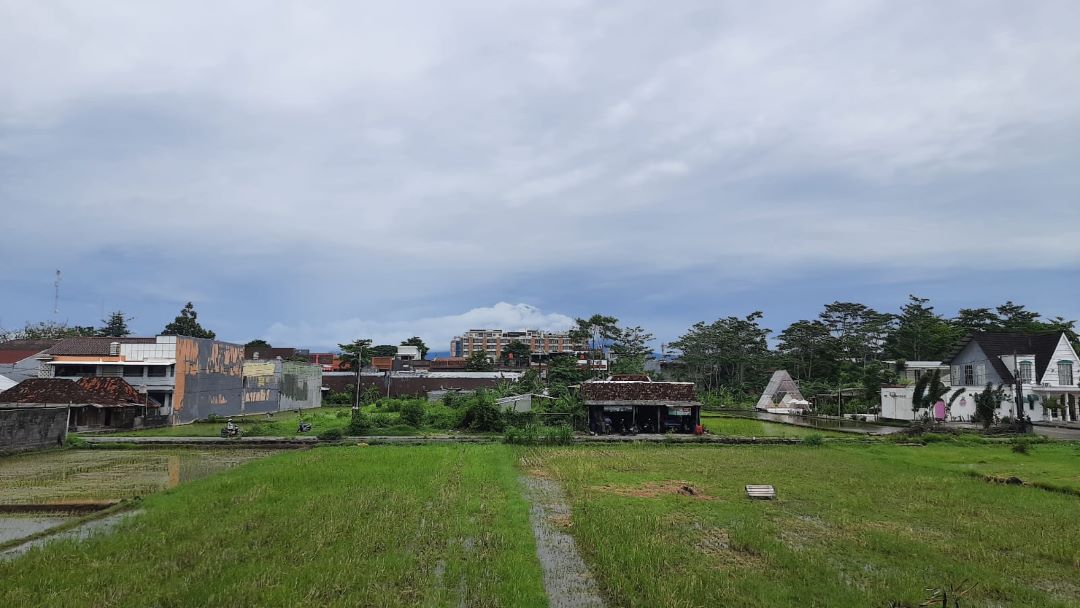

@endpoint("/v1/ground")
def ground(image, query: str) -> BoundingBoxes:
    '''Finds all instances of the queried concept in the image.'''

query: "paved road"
[1032,425,1080,441]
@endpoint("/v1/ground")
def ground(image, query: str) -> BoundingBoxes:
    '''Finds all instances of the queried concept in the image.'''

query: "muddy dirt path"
[520,476,605,608]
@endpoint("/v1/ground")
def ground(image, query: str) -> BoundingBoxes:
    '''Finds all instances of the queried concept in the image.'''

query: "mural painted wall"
[241,359,322,414]
[173,338,245,424]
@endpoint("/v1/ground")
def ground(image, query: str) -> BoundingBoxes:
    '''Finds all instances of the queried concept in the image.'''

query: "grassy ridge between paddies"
[0,445,547,607]
[524,442,1080,607]
[107,406,418,438]
[699,413,849,438]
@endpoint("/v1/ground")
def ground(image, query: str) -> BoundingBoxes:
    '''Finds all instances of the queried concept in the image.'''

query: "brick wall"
[0,406,68,454]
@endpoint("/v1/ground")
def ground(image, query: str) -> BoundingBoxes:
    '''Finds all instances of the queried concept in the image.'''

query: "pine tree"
[98,310,132,337]
[161,302,216,339]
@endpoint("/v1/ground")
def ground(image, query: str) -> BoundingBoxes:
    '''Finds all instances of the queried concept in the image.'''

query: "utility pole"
[353,344,364,412]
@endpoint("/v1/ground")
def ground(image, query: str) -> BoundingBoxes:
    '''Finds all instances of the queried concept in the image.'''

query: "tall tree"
[776,320,838,381]
[546,353,586,388]
[819,302,892,366]
[669,312,772,394]
[887,295,960,361]
[97,310,132,337]
[245,339,271,348]
[499,340,532,368]
[465,350,494,371]
[369,344,398,358]
[568,314,620,356]
[401,336,429,359]
[995,301,1041,331]
[338,338,372,370]
[610,325,654,375]
[1,321,95,341]
[161,302,215,339]
[952,307,1001,332]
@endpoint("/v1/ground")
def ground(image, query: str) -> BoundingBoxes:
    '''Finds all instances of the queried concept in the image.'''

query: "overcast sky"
[1,1,1078,352]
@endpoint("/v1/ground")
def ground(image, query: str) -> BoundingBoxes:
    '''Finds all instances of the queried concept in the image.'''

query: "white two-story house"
[942,331,1079,422]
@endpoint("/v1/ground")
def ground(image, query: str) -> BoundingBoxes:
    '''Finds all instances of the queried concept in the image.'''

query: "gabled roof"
[77,377,159,407]
[943,331,1065,384]
[0,339,60,364]
[0,378,97,405]
[46,337,158,356]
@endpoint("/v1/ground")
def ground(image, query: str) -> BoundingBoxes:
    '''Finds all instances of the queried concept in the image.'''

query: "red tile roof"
[77,377,159,406]
[0,378,97,405]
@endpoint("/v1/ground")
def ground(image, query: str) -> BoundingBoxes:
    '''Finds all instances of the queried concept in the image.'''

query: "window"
[147,365,167,378]
[975,363,986,386]
[963,365,975,386]
[54,364,96,377]
[951,365,962,386]
[1059,361,1075,386]
[123,366,145,378]
[1018,360,1033,383]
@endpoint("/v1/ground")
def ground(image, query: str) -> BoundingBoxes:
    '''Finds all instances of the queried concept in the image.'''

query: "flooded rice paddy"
[0,448,280,505]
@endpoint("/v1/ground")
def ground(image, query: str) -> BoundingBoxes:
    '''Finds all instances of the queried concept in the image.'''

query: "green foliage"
[399,400,425,427]
[886,295,961,362]
[909,368,948,416]
[458,391,505,432]
[65,435,89,449]
[400,336,429,359]
[369,344,398,357]
[347,408,371,435]
[802,433,824,446]
[669,312,772,394]
[546,354,585,388]
[324,389,354,405]
[1,321,96,341]
[499,340,532,368]
[423,404,462,429]
[245,339,271,348]
[337,338,372,370]
[503,424,573,445]
[464,351,493,371]
[973,383,1006,429]
[161,302,215,339]
[317,428,343,441]
[97,310,132,337]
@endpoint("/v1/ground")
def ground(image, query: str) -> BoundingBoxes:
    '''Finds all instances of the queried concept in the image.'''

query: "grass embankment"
[108,407,420,438]
[700,413,849,438]
[0,445,547,607]
[525,441,1080,607]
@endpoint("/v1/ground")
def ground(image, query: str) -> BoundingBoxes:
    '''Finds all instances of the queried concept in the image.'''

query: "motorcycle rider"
[225,417,238,435]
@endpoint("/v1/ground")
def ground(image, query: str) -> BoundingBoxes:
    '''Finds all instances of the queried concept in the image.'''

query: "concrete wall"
[281,361,321,410]
[0,406,68,454]
[322,373,512,397]
[173,338,245,423]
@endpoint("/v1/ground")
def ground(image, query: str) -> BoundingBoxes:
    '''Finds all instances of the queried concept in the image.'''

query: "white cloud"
[264,302,575,351]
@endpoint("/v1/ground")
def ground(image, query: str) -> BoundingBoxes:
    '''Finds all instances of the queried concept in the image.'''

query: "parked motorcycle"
[220,426,242,438]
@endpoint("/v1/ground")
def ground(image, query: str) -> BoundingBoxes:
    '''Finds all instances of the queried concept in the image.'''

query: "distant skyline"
[2,2,1078,352]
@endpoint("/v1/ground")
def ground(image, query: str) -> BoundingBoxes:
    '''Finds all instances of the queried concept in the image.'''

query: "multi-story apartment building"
[450,329,581,361]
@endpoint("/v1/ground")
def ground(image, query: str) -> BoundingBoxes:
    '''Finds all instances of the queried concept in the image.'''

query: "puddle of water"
[0,515,70,544]
[521,476,605,608]
[0,449,281,505]
[0,510,142,561]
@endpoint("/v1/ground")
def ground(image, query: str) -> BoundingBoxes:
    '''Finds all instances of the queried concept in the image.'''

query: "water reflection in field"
[0,449,280,505]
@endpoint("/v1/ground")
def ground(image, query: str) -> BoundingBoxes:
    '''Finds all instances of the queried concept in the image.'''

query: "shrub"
[247,424,267,436]
[399,400,425,428]
[503,424,573,445]
[424,405,462,430]
[347,409,371,435]
[335,409,350,419]
[66,435,89,449]
[459,395,505,432]
[206,413,224,424]
[803,433,824,446]
[1012,440,1032,454]
[317,428,343,441]
[370,413,393,428]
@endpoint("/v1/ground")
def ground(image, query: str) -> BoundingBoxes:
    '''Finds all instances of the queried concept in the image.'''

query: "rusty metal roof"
[580,379,698,403]
[0,378,97,405]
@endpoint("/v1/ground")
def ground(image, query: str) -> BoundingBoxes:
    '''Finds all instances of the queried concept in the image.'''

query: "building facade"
[450,329,581,360]
[40,336,247,424]
[881,331,1080,422]
[243,358,322,412]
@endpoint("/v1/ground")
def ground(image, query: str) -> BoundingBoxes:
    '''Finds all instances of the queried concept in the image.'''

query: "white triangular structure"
[756,370,807,412]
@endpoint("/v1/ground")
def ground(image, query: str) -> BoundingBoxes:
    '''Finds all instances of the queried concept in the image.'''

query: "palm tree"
[909,369,948,421]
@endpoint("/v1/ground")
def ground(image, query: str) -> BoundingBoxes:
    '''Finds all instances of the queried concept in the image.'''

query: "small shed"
[581,375,701,434]
[0,378,149,429]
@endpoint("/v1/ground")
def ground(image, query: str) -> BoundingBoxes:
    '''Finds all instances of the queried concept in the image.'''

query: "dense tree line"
[665,297,1077,407]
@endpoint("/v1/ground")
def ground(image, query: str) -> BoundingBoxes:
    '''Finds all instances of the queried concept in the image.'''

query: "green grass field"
[0,445,547,607]
[107,407,423,438]
[700,413,850,438]
[3,440,1078,606]
[526,442,1080,607]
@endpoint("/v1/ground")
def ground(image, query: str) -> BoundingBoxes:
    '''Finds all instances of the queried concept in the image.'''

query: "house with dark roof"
[0,339,60,387]
[939,331,1079,422]
[580,375,702,434]
[0,377,149,429]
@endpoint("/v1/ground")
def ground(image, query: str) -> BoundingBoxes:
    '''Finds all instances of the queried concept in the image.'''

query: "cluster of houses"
[755,330,1080,424]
